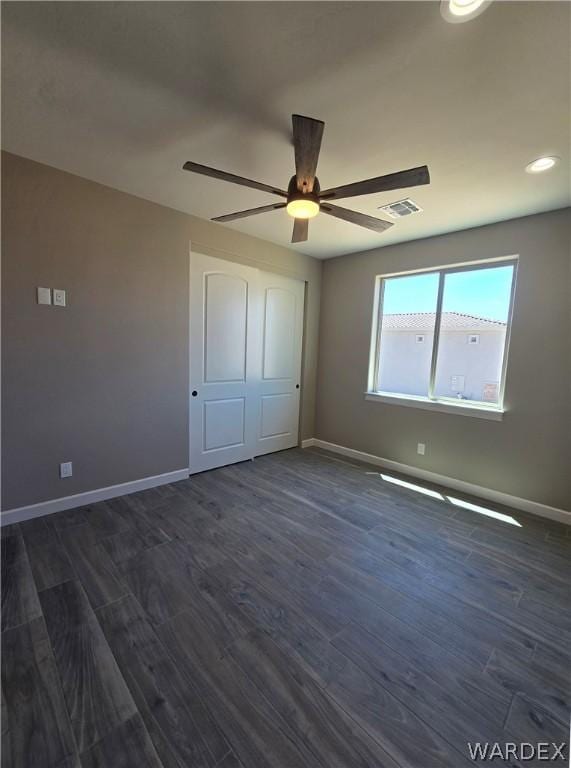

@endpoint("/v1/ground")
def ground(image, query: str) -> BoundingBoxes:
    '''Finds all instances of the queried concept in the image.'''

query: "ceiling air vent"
[378,198,423,218]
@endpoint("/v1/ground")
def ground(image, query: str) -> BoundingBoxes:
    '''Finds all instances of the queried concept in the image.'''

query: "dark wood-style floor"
[2,447,570,768]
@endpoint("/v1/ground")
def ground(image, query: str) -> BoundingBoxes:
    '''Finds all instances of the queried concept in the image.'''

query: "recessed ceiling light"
[440,0,491,23]
[525,156,560,174]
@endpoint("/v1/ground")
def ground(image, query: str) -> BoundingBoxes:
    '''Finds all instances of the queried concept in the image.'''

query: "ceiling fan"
[183,114,430,244]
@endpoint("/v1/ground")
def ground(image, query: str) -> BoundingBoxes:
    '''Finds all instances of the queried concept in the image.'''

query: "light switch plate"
[53,289,66,307]
[37,287,52,305]
[60,461,73,478]
[417,443,426,455]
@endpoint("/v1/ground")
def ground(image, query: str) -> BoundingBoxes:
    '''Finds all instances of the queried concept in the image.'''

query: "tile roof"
[382,311,507,331]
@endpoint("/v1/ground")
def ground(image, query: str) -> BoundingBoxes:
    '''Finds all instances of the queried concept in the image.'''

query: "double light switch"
[37,287,66,306]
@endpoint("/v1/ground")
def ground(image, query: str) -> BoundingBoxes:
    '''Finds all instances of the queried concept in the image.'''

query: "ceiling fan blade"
[292,114,324,193]
[319,165,430,201]
[212,203,286,223]
[320,203,393,233]
[291,218,309,243]
[183,161,287,198]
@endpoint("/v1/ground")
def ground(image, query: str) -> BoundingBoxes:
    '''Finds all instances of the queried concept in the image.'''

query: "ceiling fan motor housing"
[287,175,320,206]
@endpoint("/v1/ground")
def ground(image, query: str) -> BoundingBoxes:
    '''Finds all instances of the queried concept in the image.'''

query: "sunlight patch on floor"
[446,496,522,527]
[376,473,523,527]
[380,474,445,500]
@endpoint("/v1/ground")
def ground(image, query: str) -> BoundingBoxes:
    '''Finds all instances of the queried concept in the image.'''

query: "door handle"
[192,390,198,397]
[296,384,300,389]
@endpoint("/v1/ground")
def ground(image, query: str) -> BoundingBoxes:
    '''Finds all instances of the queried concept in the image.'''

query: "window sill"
[364,392,504,421]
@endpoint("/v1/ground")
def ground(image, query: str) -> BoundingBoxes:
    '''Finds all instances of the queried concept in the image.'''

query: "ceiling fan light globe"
[286,198,320,219]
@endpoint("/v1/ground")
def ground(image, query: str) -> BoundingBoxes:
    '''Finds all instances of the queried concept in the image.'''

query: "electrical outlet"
[60,461,73,478]
[53,289,66,307]
[417,443,426,456]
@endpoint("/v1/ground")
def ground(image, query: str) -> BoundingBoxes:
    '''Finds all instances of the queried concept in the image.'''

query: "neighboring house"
[378,312,507,403]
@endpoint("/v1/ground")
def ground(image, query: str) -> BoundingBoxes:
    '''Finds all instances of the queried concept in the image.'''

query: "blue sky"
[383,265,514,322]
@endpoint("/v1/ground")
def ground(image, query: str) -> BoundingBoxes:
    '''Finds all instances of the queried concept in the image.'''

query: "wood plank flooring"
[2,447,570,767]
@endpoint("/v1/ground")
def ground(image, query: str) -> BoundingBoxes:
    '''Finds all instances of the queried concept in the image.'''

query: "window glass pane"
[377,272,440,396]
[433,265,514,404]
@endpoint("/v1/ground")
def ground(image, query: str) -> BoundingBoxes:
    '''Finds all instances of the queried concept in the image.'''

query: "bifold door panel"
[256,275,304,455]
[190,254,261,473]
[190,252,304,473]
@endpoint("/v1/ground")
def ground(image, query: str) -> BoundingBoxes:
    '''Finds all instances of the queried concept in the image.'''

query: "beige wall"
[316,208,571,511]
[1,152,322,510]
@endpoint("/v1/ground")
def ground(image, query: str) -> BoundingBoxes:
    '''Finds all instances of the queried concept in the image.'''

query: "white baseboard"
[4,442,569,528]
[1,468,190,526]
[305,439,571,526]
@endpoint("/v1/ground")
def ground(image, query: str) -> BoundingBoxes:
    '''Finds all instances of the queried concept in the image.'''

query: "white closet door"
[189,252,261,473]
[255,271,305,455]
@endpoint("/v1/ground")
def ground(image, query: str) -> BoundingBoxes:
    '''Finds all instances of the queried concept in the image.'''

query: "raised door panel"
[260,394,293,439]
[203,398,246,451]
[204,273,247,383]
[262,288,296,381]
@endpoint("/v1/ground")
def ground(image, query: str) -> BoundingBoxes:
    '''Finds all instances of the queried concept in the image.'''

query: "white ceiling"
[2,1,569,259]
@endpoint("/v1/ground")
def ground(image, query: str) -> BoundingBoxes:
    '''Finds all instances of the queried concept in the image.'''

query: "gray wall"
[2,152,322,510]
[316,208,571,511]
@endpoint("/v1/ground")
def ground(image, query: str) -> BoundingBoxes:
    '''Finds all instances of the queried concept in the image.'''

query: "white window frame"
[366,256,518,421]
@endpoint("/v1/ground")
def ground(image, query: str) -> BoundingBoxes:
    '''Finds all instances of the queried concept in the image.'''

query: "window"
[368,259,517,417]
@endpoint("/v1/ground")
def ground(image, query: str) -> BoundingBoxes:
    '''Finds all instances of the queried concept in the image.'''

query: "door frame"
[188,242,307,474]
